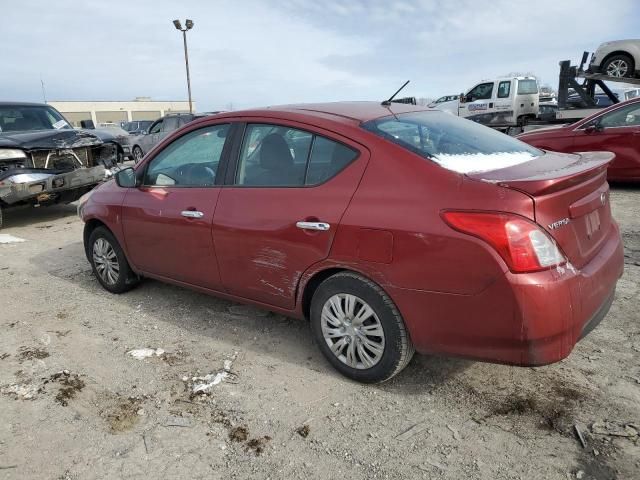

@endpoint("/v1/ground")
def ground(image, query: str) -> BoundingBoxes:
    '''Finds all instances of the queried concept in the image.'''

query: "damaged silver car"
[0,102,117,228]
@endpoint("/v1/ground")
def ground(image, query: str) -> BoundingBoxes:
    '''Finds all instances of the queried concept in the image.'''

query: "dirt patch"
[0,353,10,360]
[47,371,85,407]
[485,382,585,433]
[161,350,189,366]
[229,426,249,442]
[296,425,310,438]
[17,346,49,361]
[246,436,272,455]
[104,398,143,433]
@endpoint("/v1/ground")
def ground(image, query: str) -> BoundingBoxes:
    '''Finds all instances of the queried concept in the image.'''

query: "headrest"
[259,133,293,170]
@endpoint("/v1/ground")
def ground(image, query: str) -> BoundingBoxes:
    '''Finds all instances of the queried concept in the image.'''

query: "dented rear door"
[213,122,368,309]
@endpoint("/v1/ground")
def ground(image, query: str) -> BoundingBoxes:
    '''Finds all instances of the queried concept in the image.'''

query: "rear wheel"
[88,226,139,293]
[310,272,414,383]
[602,54,634,78]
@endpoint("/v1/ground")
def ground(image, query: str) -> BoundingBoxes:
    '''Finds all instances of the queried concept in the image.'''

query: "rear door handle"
[296,221,330,231]
[181,210,204,219]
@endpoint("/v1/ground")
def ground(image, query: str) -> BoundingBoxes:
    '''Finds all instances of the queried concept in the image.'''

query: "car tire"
[602,54,635,78]
[88,226,139,294]
[132,146,144,163]
[310,272,415,383]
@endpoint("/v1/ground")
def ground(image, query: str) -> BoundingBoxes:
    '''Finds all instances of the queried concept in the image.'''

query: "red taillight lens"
[442,211,566,273]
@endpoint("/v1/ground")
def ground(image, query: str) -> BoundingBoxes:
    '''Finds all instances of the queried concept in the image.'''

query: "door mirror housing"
[115,167,138,188]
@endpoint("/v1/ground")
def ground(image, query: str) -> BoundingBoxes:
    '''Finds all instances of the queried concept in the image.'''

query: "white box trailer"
[432,76,539,129]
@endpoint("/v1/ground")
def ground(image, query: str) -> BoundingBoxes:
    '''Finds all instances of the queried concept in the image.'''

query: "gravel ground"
[0,186,638,480]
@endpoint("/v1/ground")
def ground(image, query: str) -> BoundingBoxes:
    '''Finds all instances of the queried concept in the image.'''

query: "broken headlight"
[0,149,27,160]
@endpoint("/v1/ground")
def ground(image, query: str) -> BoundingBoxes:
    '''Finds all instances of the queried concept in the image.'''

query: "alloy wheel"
[606,59,629,78]
[92,238,120,285]
[320,293,385,369]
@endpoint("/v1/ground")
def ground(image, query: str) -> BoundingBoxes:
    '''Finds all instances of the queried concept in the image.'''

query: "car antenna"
[381,80,410,106]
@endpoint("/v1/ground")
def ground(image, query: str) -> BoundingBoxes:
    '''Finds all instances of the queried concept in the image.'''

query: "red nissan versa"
[518,97,640,181]
[78,102,624,383]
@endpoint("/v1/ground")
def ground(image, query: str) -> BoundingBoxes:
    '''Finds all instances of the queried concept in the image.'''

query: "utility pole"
[173,19,194,113]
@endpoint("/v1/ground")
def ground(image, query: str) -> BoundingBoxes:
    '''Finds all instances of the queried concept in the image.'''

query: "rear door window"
[162,117,180,132]
[235,124,358,186]
[497,81,511,98]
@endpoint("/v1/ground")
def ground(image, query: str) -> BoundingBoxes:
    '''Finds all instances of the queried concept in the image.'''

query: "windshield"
[517,79,538,95]
[0,105,72,133]
[362,111,543,174]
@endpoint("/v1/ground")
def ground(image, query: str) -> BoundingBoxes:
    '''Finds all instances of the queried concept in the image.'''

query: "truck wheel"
[88,226,139,294]
[602,54,634,78]
[310,272,415,383]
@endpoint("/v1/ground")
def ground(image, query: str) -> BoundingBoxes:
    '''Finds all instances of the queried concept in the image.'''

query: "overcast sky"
[2,0,639,111]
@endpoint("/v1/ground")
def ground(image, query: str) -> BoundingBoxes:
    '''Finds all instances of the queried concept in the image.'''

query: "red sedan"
[518,98,640,181]
[79,102,624,383]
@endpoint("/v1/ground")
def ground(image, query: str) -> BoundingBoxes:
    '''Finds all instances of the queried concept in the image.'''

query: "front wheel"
[88,226,139,293]
[132,146,144,163]
[602,54,634,78]
[310,272,414,383]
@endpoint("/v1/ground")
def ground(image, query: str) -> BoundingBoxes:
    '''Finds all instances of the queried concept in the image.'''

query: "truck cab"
[434,77,539,129]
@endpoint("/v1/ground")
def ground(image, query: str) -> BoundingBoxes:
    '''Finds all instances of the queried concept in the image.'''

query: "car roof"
[212,101,430,125]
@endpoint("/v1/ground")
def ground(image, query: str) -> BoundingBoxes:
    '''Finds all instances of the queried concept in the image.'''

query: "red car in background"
[518,98,640,181]
[79,102,624,383]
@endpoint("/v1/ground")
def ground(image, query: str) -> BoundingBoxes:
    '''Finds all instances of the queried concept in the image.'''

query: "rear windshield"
[362,111,542,174]
[517,79,538,95]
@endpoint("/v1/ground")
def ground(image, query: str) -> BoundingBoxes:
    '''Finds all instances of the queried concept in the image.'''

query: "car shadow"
[2,203,78,229]
[31,240,471,388]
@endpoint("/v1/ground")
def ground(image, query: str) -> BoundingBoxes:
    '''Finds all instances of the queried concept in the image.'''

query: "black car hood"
[0,129,104,150]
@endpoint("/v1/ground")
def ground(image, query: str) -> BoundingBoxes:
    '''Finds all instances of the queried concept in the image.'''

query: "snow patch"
[432,151,536,174]
[0,234,26,244]
[127,348,165,359]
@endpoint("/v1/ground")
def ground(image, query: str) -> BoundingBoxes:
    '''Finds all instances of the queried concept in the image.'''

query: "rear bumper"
[0,166,106,205]
[389,221,624,366]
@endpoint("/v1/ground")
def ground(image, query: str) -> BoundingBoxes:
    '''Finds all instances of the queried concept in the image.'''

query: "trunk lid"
[468,151,615,268]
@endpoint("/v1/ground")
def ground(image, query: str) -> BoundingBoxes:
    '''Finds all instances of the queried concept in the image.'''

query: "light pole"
[173,19,194,114]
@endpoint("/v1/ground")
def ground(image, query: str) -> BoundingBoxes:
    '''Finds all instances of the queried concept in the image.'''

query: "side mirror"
[459,93,465,103]
[585,122,604,134]
[115,167,138,188]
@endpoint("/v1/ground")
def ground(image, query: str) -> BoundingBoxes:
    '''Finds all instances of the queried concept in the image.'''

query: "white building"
[48,97,195,127]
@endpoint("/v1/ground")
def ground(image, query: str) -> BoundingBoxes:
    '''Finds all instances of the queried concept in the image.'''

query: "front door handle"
[181,210,204,219]
[296,221,330,231]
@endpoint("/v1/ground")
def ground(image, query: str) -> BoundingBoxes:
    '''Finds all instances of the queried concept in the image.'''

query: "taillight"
[442,211,565,273]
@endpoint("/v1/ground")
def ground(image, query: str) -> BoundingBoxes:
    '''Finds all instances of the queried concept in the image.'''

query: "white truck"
[432,76,540,129]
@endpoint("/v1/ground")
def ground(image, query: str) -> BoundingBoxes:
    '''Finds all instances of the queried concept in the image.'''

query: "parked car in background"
[130,112,219,162]
[79,101,623,383]
[427,95,459,107]
[537,103,559,122]
[122,120,153,136]
[566,92,619,109]
[0,102,116,228]
[431,76,539,128]
[589,39,640,78]
[518,98,640,181]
